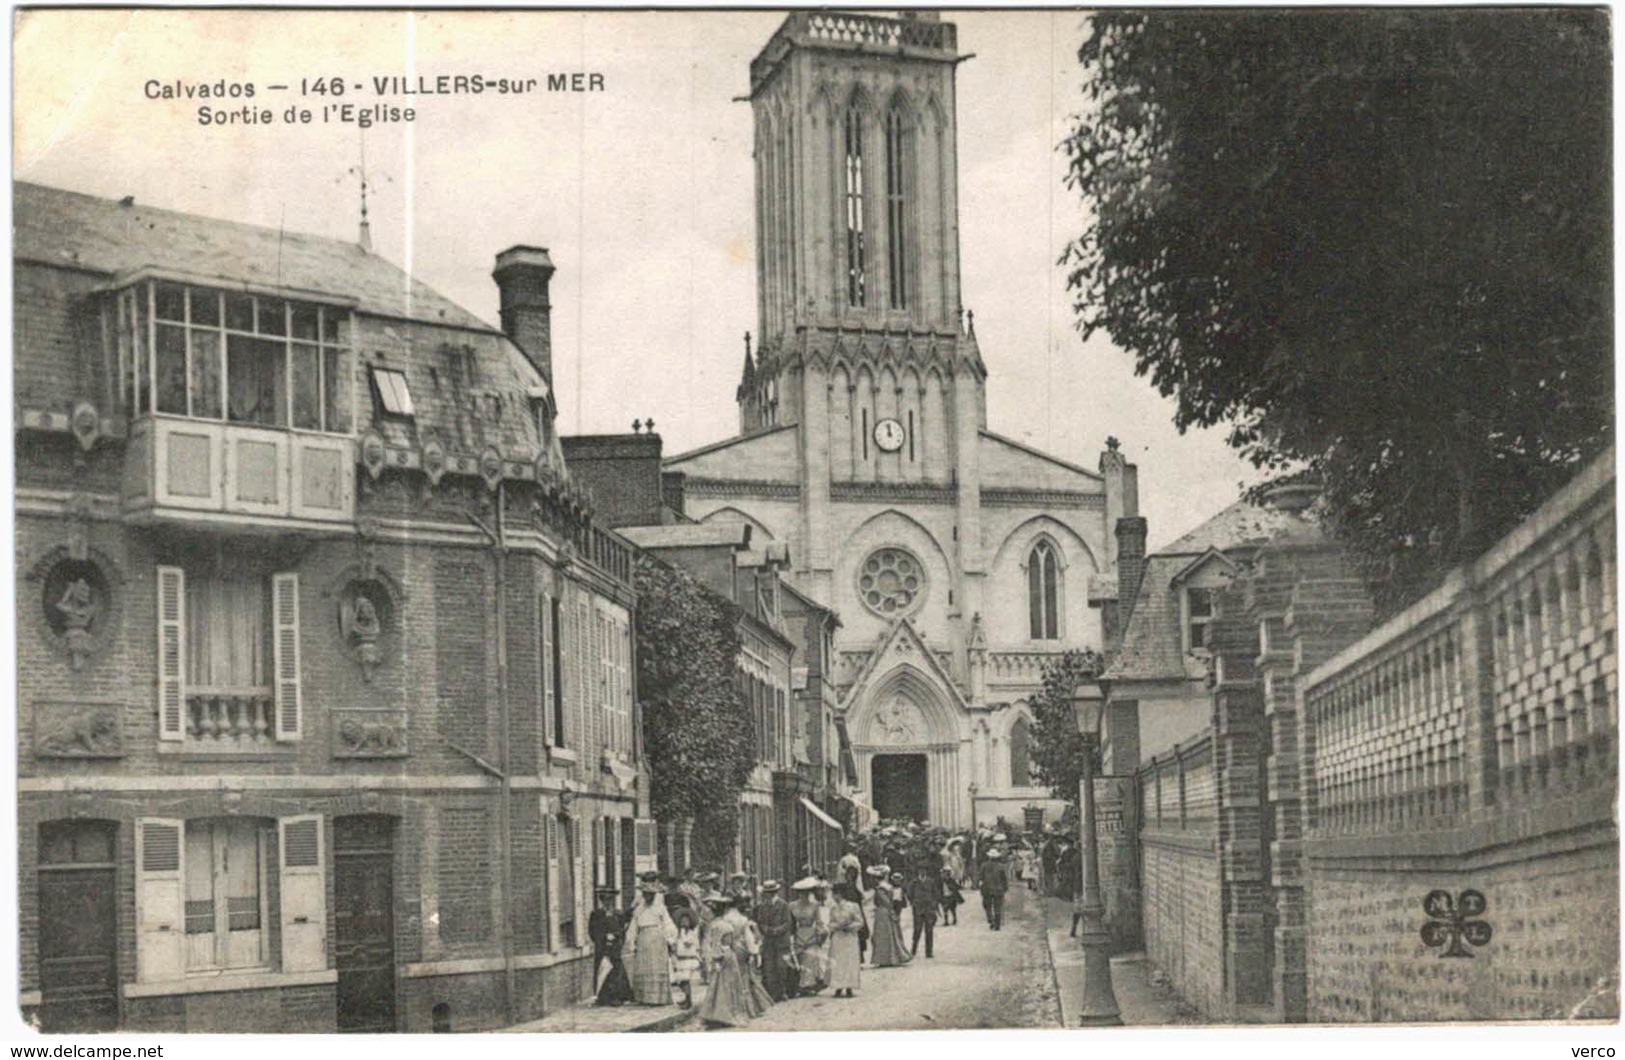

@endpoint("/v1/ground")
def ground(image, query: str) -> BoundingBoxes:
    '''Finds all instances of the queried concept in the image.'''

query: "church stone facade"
[665,11,1140,828]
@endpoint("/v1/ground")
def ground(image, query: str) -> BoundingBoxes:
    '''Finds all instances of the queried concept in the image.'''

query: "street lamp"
[1071,680,1122,1026]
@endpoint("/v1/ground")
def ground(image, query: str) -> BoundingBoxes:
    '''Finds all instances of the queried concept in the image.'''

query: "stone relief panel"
[332,709,409,758]
[34,701,123,758]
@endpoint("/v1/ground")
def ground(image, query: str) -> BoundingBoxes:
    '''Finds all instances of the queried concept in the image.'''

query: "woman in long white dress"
[698,896,761,1028]
[827,884,866,998]
[623,876,677,1005]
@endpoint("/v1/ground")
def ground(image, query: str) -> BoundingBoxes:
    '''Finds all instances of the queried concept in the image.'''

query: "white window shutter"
[578,816,591,949]
[278,815,326,972]
[156,568,186,741]
[539,592,552,746]
[272,573,302,741]
[135,818,185,981]
[544,811,559,952]
[598,816,611,888]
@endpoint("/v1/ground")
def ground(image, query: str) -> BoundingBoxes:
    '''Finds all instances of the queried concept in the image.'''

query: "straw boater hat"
[761,880,781,893]
[703,892,733,911]
[987,849,1005,860]
[889,871,905,883]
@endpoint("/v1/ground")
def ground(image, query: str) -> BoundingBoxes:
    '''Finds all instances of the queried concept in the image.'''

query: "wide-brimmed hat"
[702,892,732,910]
[865,865,888,878]
[761,880,781,893]
[993,833,1007,842]
[988,849,1006,859]
[791,876,821,892]
[730,871,749,881]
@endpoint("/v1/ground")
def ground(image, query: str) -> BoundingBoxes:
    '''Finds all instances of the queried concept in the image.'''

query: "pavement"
[1040,894,1200,1027]
[502,997,697,1034]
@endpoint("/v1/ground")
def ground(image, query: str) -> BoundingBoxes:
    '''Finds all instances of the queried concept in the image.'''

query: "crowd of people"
[586,816,1082,1029]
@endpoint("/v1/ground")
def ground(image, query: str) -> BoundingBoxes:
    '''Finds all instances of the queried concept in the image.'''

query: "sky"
[13,8,1264,551]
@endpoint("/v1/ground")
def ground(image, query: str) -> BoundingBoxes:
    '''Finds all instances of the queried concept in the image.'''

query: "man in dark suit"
[906,868,941,958]
[979,849,1010,930]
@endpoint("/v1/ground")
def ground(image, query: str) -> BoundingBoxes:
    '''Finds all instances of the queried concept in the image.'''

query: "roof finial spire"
[343,130,382,253]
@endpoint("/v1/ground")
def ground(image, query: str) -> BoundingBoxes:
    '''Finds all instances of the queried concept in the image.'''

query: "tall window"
[1028,541,1060,640]
[1009,717,1033,787]
[1187,587,1217,653]
[885,107,908,310]
[843,106,866,308]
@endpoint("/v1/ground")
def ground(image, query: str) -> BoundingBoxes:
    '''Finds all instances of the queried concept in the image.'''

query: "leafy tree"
[1028,649,1106,802]
[633,553,755,869]
[1061,10,1611,613]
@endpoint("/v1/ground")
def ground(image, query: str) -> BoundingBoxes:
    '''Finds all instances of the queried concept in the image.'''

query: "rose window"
[858,548,924,616]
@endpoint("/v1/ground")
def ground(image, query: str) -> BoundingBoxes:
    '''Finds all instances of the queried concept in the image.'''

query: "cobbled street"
[685,886,1061,1033]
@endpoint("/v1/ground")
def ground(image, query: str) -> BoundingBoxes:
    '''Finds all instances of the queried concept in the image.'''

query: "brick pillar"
[1210,581,1271,1008]
[1262,542,1373,1021]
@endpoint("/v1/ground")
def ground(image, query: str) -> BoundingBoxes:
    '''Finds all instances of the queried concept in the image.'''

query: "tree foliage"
[1028,649,1106,802]
[633,553,755,869]
[1062,10,1612,612]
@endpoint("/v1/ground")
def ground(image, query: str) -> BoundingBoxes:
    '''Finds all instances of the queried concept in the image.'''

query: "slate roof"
[1157,497,1301,556]
[14,181,555,463]
[13,181,494,333]
[1107,498,1318,682]
[1107,554,1210,683]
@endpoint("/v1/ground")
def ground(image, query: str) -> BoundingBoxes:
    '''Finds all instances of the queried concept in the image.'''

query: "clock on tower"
[873,418,906,453]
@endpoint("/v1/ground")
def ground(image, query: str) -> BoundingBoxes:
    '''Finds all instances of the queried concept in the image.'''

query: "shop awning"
[800,796,843,832]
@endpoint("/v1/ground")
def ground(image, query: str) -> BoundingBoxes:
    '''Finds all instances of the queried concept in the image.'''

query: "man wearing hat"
[623,872,678,1004]
[751,880,794,1001]
[979,849,1010,930]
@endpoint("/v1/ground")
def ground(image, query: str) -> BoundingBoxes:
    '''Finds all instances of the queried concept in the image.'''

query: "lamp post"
[1072,680,1122,1026]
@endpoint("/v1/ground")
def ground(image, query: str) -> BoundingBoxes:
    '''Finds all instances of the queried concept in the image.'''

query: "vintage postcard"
[10,6,1616,1043]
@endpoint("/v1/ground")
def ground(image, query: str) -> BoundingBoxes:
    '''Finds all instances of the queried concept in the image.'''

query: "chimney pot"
[493,245,556,384]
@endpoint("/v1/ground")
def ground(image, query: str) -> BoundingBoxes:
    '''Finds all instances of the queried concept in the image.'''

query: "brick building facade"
[15,183,653,1033]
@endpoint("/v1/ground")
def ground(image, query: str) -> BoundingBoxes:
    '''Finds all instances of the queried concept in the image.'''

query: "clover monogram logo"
[1420,888,1492,958]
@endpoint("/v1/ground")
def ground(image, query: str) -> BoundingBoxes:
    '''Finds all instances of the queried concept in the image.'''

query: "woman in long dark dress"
[591,892,635,1006]
[868,868,911,967]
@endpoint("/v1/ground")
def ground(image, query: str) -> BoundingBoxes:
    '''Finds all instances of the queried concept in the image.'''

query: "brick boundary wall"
[1297,447,1618,1022]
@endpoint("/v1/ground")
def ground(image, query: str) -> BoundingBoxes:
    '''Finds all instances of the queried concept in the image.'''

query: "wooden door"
[333,816,395,1033]
[38,821,119,1032]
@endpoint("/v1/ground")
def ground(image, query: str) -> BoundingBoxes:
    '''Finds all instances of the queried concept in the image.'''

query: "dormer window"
[369,367,415,418]
[114,280,354,435]
[1186,587,1218,654]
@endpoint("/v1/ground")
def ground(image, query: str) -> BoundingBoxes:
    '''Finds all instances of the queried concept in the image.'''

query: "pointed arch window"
[1010,716,1033,787]
[843,106,867,309]
[885,107,908,310]
[1028,540,1060,640]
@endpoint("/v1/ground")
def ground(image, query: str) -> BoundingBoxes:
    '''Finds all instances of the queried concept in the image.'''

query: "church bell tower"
[740,11,986,436]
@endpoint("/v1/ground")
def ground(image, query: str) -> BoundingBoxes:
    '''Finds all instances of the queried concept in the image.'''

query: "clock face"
[874,418,906,453]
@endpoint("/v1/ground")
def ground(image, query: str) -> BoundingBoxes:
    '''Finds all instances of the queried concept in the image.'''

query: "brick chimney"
[1115,515,1149,625]
[492,246,555,382]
